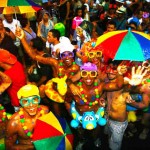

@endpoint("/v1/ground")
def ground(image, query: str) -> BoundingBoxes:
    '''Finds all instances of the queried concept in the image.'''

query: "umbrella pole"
[13,6,18,26]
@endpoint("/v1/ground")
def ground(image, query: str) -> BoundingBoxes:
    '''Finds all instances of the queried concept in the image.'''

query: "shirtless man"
[67,62,127,149]
[5,84,49,150]
[105,61,147,150]
[16,27,80,116]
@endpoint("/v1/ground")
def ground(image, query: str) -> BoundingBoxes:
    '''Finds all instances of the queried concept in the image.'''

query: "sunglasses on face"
[60,52,74,59]
[88,51,102,58]
[20,95,41,107]
[106,68,118,75]
[81,70,97,78]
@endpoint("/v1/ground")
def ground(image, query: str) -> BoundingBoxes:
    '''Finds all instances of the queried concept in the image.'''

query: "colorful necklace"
[19,106,44,138]
[0,104,6,122]
[58,61,76,78]
[77,80,100,106]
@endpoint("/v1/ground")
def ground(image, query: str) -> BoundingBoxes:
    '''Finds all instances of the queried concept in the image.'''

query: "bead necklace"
[19,106,44,138]
[58,61,76,78]
[77,80,100,106]
[0,104,6,122]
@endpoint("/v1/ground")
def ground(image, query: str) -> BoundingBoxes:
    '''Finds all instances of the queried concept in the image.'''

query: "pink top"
[72,16,83,29]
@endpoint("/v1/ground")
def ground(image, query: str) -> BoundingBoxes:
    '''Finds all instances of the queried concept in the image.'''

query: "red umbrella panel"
[32,112,74,150]
[95,30,150,62]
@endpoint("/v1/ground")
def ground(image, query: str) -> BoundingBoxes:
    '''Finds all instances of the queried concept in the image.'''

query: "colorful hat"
[54,23,66,36]
[0,49,17,64]
[59,37,75,53]
[80,62,97,71]
[17,84,40,99]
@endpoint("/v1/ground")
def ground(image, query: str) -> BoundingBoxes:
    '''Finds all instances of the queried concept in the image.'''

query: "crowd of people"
[0,0,150,149]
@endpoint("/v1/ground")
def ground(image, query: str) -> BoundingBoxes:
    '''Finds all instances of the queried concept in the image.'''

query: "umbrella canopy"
[95,29,150,61]
[0,0,42,14]
[32,112,74,150]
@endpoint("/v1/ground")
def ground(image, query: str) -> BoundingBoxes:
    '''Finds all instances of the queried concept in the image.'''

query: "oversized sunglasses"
[81,70,97,77]
[60,52,74,59]
[88,51,102,58]
[106,68,118,75]
[20,95,41,107]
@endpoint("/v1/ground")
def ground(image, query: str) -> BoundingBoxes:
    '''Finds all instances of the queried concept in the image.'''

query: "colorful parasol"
[95,29,150,61]
[32,112,74,150]
[0,0,42,14]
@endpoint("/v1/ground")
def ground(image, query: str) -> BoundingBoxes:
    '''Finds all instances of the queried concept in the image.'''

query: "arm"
[16,28,58,67]
[65,1,70,21]
[0,71,12,94]
[127,93,150,109]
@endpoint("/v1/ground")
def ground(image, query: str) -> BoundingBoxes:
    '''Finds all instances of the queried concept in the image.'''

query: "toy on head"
[45,75,67,103]
[70,101,107,130]
[54,22,66,37]
[80,62,98,71]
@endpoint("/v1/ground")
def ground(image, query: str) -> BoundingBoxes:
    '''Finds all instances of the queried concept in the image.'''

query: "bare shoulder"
[39,105,49,114]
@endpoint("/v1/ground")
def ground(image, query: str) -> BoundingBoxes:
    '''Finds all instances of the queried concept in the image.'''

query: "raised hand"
[15,27,25,40]
[124,66,147,86]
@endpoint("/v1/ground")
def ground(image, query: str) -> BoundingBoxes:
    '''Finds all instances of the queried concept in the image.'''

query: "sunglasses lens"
[91,71,97,77]
[21,99,29,106]
[68,52,74,57]
[88,52,94,58]
[81,70,87,77]
[33,96,40,104]
[96,51,102,57]
[60,53,66,59]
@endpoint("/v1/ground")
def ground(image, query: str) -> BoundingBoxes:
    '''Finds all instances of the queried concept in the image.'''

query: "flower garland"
[0,104,6,123]
[77,80,100,106]
[58,61,76,78]
[19,106,44,138]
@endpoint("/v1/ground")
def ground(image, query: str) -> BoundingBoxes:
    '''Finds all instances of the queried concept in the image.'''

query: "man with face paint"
[5,84,49,150]
[15,28,80,116]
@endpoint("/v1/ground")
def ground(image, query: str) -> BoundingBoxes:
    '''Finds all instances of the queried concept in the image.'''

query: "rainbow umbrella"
[0,0,42,14]
[32,112,74,150]
[95,29,150,61]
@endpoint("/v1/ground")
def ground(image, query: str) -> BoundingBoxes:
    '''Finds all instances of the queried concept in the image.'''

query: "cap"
[17,84,40,99]
[0,49,17,64]
[59,37,75,53]
[116,5,126,13]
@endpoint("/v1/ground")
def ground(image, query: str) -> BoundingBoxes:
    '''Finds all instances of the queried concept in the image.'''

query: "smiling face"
[81,70,97,86]
[61,51,74,67]
[20,96,40,116]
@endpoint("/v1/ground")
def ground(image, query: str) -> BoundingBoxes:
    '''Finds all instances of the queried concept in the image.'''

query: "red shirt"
[4,61,27,106]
